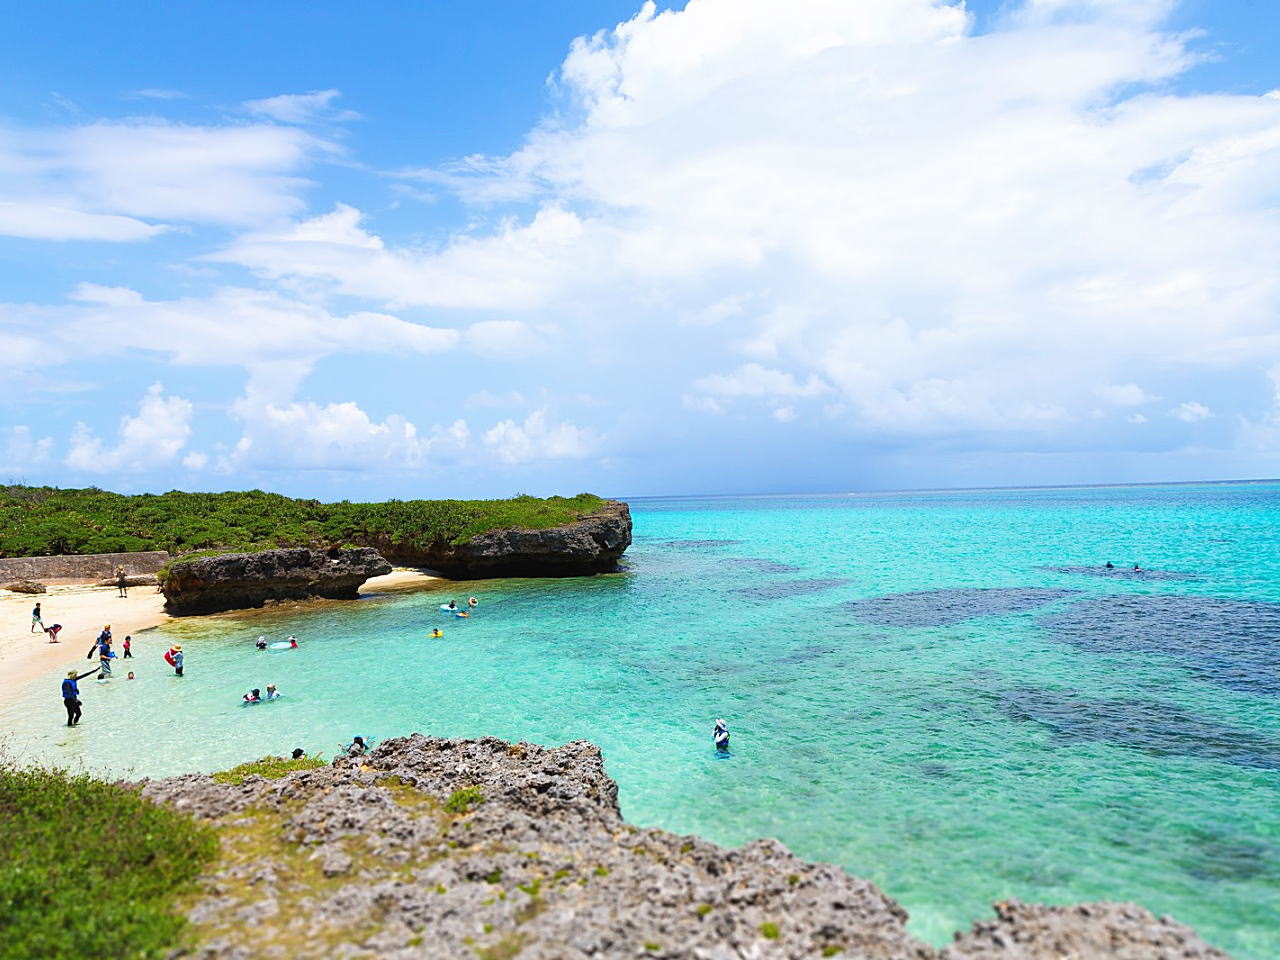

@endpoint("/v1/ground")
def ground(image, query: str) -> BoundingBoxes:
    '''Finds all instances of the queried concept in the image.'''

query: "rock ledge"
[161,547,391,616]
[141,734,1227,959]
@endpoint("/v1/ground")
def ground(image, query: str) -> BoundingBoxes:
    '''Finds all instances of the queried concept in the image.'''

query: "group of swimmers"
[1104,562,1143,572]
[254,635,298,650]
[242,684,282,703]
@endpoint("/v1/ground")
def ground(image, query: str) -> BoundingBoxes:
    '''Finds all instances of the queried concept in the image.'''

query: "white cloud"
[1,286,458,394]
[129,89,189,101]
[1096,383,1158,406]
[0,119,330,237]
[0,201,167,242]
[694,363,830,399]
[243,89,360,125]
[482,409,599,463]
[206,0,1280,448]
[772,406,797,423]
[181,451,209,470]
[65,383,192,472]
[1171,400,1213,422]
[0,426,53,472]
[213,202,588,309]
[228,399,426,471]
[1128,413,1149,424]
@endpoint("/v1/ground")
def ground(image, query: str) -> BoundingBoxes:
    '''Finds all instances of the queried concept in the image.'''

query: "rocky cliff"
[141,734,1226,959]
[161,547,392,616]
[377,499,632,578]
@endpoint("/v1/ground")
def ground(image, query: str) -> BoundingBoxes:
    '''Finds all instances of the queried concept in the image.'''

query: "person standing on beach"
[122,635,132,659]
[31,602,43,633]
[116,566,128,598]
[62,668,97,726]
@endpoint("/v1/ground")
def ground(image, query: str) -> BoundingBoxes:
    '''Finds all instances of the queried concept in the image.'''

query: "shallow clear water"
[6,482,1280,956]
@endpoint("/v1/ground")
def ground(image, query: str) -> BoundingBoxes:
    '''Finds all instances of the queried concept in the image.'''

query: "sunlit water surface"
[5,483,1279,955]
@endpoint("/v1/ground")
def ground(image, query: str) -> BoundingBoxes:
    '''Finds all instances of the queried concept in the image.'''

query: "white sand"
[0,582,169,708]
[0,568,442,708]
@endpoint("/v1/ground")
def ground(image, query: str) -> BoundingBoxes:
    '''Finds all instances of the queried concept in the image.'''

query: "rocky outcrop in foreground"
[141,735,1226,959]
[161,547,392,616]
[377,500,632,577]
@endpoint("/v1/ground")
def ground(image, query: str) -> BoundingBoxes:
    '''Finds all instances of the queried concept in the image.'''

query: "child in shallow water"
[265,684,281,700]
[243,689,261,703]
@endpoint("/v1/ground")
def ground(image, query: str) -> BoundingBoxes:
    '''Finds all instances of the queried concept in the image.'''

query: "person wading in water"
[62,668,98,726]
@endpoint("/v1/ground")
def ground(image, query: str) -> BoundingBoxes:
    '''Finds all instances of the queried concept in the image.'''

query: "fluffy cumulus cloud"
[211,0,1280,454]
[65,383,192,472]
[483,410,600,464]
[1171,401,1213,423]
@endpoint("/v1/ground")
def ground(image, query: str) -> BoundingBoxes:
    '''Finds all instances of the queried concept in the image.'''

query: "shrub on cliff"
[0,485,605,559]
[0,762,217,959]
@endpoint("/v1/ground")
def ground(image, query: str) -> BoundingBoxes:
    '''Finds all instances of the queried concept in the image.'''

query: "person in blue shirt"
[62,668,98,726]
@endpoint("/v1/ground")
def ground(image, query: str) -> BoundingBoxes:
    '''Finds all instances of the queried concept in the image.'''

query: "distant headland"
[0,485,631,615]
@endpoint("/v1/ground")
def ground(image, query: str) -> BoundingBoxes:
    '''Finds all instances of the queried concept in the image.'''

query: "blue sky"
[1,0,1278,499]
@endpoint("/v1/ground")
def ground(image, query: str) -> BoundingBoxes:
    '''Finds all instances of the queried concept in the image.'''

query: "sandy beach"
[0,568,441,709]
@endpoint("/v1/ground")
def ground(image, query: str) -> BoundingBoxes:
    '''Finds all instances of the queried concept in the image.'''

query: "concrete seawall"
[0,550,170,582]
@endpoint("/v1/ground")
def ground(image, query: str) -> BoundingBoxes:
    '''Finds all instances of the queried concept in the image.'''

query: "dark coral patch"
[845,588,1077,627]
[995,686,1280,771]
[1040,594,1280,696]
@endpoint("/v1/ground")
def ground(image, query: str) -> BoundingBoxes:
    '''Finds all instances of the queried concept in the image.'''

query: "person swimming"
[446,600,457,610]
[1105,561,1114,569]
[256,637,268,650]
[265,683,280,700]
[467,597,478,608]
[713,718,730,752]
[340,736,368,757]
[243,688,261,703]
[430,628,444,639]
[291,748,305,760]
[127,672,135,680]
[288,636,298,648]
[455,611,469,619]
[1133,563,1142,572]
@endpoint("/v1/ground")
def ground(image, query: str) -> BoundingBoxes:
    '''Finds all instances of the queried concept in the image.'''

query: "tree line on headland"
[0,485,605,559]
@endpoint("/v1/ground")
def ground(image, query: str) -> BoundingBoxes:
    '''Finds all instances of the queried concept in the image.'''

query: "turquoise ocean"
[4,482,1279,955]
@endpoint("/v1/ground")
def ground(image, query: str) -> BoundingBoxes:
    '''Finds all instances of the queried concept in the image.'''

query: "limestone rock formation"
[160,547,391,616]
[3,578,46,594]
[140,734,1225,959]
[378,499,632,577]
[941,898,1229,959]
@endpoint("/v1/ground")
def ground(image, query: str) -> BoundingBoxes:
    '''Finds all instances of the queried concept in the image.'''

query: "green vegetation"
[759,922,781,939]
[212,754,327,784]
[0,762,217,960]
[445,785,485,814]
[822,946,845,956]
[0,485,606,560]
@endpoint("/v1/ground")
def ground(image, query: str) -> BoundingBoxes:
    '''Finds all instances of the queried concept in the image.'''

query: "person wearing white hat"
[713,719,730,752]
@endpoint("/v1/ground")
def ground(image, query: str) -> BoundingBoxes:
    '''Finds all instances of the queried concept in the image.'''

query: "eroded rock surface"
[140,734,1227,959]
[161,547,391,615]
[375,500,632,577]
[942,899,1229,959]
